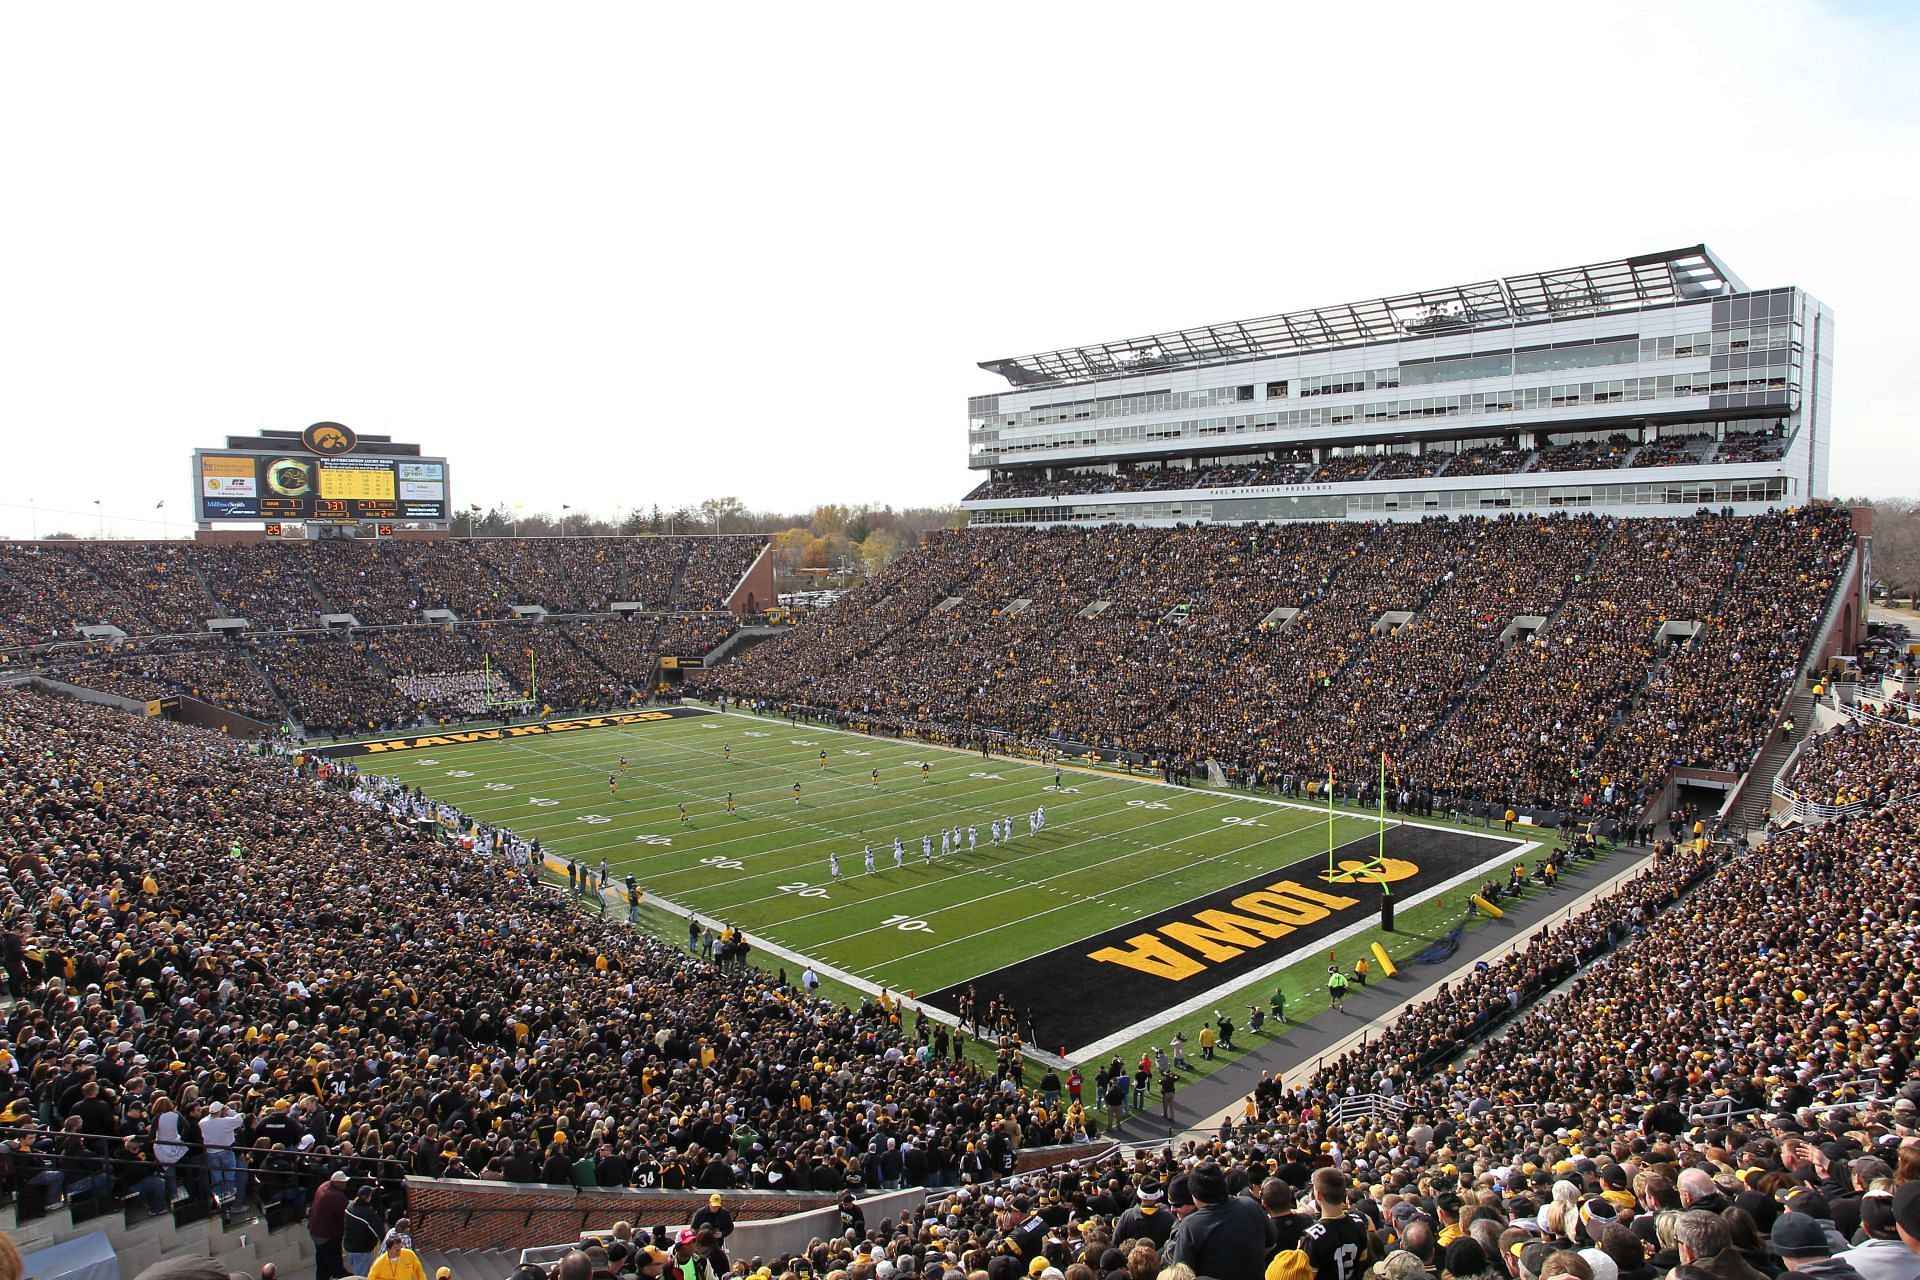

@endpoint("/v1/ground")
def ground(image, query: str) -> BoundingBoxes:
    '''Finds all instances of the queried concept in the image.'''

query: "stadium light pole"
[467,503,482,539]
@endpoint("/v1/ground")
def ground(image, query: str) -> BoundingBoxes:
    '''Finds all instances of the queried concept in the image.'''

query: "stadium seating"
[0,685,1068,1217]
[702,509,1854,819]
[4,674,1914,1279]
[1530,435,1635,472]
[963,433,1796,502]
[1779,718,1920,808]
[0,502,1910,1280]
[1261,725,1920,1165]
[0,537,762,736]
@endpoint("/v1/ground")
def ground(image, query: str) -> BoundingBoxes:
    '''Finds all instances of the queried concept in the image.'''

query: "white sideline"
[691,707,1537,1062]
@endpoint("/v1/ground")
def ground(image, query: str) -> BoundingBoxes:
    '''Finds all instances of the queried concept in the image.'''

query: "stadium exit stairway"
[1732,688,1816,834]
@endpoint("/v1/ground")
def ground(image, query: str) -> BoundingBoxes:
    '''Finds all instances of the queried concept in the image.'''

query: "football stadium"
[2,237,1918,1280]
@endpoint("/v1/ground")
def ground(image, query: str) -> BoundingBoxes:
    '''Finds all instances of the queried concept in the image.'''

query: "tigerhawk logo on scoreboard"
[301,421,359,455]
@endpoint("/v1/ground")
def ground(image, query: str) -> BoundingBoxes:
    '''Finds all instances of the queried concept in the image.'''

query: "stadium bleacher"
[0,510,1909,1280]
[0,656,1914,1280]
[698,508,1855,820]
[962,431,1798,503]
[0,537,764,738]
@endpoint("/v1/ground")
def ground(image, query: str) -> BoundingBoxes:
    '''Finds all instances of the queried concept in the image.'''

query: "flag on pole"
[155,500,165,510]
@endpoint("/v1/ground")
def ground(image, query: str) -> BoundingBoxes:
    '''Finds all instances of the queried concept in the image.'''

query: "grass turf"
[356,707,1566,1069]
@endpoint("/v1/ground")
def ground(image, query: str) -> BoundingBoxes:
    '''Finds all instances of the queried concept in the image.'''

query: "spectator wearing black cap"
[1893,1185,1920,1261]
[1164,1162,1270,1280]
[1514,1243,1558,1280]
[1836,1195,1919,1280]
[1781,1190,1852,1257]
[344,1184,387,1277]
[1770,1213,1864,1280]
[1447,1240,1494,1280]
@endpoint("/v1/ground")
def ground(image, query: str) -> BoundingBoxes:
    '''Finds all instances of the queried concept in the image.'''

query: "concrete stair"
[1733,689,1816,834]
[8,1196,318,1280]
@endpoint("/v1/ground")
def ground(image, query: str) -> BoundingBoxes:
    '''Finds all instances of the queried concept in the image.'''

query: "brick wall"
[404,1181,838,1252]
[402,1145,1115,1253]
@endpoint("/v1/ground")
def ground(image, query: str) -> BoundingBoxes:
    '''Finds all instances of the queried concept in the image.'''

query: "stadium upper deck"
[964,245,1833,524]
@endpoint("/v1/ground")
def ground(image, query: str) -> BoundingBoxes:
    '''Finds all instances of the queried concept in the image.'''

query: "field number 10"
[884,914,934,933]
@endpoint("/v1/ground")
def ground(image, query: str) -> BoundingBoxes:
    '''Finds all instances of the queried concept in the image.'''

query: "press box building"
[962,246,1831,525]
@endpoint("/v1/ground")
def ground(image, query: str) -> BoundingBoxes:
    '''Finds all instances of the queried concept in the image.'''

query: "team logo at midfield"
[302,421,358,456]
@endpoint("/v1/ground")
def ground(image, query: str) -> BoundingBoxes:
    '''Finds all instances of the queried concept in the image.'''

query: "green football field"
[345,707,1529,1061]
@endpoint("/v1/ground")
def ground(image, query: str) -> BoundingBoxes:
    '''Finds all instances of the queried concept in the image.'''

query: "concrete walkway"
[1099,840,1661,1148]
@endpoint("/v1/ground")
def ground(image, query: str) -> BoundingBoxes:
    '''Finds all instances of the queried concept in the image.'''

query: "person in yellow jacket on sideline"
[1198,1023,1217,1060]
[368,1231,427,1280]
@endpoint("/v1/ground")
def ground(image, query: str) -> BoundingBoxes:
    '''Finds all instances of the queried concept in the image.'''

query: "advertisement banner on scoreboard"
[195,450,451,523]
[200,455,258,500]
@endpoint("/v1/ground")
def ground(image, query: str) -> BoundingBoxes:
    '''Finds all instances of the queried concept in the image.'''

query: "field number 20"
[777,881,831,899]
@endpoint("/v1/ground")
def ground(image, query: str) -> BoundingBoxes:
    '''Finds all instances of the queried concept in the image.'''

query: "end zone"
[925,821,1534,1061]
[315,705,720,757]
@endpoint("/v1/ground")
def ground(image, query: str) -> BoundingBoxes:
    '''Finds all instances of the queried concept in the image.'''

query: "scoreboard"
[196,451,450,522]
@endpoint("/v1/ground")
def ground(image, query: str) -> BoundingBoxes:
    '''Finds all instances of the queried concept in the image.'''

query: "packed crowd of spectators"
[74,543,220,636]
[1435,445,1534,478]
[1,537,760,645]
[1530,436,1637,473]
[658,617,740,659]
[1,623,1917,1280]
[473,624,641,714]
[186,543,329,632]
[246,634,420,736]
[958,433,1794,506]
[0,544,134,646]
[703,510,1854,821]
[965,462,1317,502]
[1587,510,1850,789]
[43,640,284,724]
[0,687,1064,1222]
[1262,795,1920,1196]
[1369,453,1449,481]
[568,619,673,685]
[1411,509,1848,815]
[1715,427,1792,465]
[0,536,762,735]
[1629,434,1716,469]
[1780,720,1920,808]
[300,542,435,627]
[1192,516,1611,791]
[1313,456,1382,483]
[675,538,764,611]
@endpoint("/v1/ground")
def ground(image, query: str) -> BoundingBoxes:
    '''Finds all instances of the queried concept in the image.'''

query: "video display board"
[196,453,449,521]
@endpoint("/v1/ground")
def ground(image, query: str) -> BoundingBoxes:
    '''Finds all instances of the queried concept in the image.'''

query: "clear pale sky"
[1,1,1915,538]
